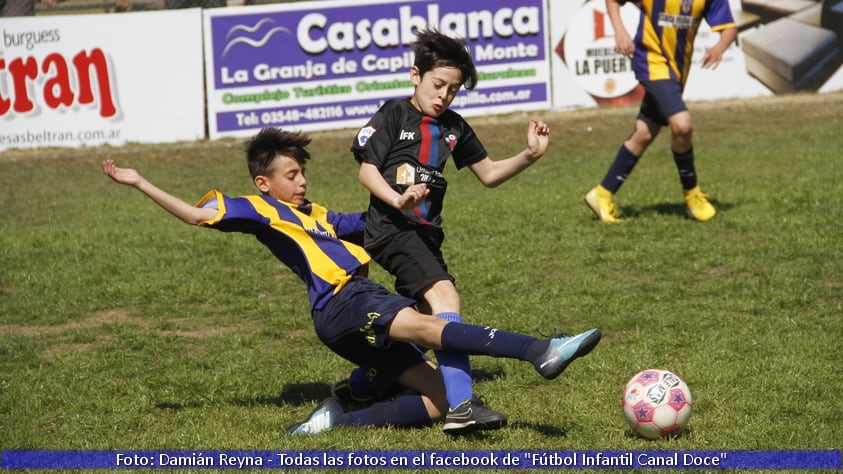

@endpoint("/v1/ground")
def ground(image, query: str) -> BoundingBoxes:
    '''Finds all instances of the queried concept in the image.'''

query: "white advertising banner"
[549,0,843,110]
[0,9,205,151]
[203,0,552,140]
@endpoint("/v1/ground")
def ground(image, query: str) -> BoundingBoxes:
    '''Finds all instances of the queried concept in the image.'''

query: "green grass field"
[1,91,841,472]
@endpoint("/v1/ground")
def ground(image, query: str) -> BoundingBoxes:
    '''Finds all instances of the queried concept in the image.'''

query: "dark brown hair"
[413,28,478,90]
[244,128,311,179]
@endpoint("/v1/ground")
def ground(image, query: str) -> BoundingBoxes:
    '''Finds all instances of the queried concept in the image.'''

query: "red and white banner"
[0,9,205,151]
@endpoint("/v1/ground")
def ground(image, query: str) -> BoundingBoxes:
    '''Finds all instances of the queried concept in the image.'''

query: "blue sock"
[434,312,474,409]
[440,322,546,361]
[601,145,640,193]
[338,395,431,427]
[673,147,697,190]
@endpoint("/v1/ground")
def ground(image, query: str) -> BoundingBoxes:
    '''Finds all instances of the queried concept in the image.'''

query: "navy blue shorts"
[367,227,453,300]
[311,276,427,397]
[637,79,687,126]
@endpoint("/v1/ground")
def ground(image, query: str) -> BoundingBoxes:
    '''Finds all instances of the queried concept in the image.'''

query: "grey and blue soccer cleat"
[534,328,602,380]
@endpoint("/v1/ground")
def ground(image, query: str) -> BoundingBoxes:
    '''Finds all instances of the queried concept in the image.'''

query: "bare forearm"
[470,119,549,187]
[359,162,403,208]
[716,27,738,52]
[606,0,625,32]
[471,151,539,188]
[133,178,215,225]
[103,160,215,225]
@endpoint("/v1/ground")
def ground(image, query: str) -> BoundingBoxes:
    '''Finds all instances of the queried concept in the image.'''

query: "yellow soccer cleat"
[585,185,621,222]
[684,185,716,222]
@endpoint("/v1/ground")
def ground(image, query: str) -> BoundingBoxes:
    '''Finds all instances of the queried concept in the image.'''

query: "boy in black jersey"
[348,29,555,434]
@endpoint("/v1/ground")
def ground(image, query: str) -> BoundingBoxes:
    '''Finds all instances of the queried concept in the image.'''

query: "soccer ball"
[622,369,693,439]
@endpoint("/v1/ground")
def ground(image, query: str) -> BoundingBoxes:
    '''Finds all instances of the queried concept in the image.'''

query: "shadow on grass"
[510,421,569,437]
[156,369,509,412]
[448,422,569,439]
[155,382,331,411]
[623,425,694,440]
[622,198,733,220]
[234,382,332,408]
[472,367,506,383]
[155,400,206,410]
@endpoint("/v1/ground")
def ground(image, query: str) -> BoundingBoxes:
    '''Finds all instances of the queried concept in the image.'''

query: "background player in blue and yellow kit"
[348,29,552,434]
[585,0,737,222]
[102,127,601,436]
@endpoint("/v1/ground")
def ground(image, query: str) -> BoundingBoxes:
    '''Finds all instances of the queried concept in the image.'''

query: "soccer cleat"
[330,378,376,404]
[534,328,602,380]
[442,396,508,435]
[585,185,621,222]
[684,185,716,222]
[286,398,344,435]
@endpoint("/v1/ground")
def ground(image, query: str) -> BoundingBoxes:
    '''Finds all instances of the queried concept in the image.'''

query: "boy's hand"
[395,183,429,210]
[702,27,737,70]
[613,29,634,57]
[701,48,723,69]
[102,159,141,187]
[526,119,550,160]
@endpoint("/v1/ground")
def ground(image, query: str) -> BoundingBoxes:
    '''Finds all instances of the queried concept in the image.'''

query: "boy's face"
[409,65,462,117]
[254,154,308,205]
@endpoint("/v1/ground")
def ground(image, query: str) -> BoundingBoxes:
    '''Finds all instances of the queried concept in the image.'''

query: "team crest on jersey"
[396,163,416,185]
[680,0,692,14]
[356,126,377,147]
[444,134,457,151]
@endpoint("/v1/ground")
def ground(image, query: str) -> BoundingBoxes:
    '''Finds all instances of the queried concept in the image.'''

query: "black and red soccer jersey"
[351,98,487,247]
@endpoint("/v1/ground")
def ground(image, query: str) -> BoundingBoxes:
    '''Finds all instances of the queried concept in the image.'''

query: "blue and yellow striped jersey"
[196,190,371,311]
[626,0,736,84]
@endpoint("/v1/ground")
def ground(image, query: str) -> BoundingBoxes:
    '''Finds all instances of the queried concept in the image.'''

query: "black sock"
[673,147,697,190]
[601,145,640,193]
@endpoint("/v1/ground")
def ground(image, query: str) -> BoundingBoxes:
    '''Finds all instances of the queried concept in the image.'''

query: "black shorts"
[311,276,427,397]
[366,227,454,300]
[637,79,688,126]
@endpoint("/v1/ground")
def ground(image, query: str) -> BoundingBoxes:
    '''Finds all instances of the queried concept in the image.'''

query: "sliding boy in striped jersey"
[102,127,602,436]
[585,0,737,222]
[348,29,554,434]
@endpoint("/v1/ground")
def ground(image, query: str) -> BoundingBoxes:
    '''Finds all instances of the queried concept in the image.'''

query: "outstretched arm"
[467,119,550,188]
[102,159,217,225]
